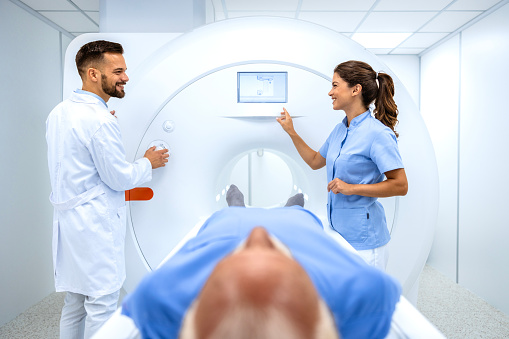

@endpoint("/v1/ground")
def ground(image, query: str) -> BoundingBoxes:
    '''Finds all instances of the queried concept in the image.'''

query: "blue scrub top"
[122,207,401,339]
[319,110,404,250]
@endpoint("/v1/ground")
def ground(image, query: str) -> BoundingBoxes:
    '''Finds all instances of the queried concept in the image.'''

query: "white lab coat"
[46,90,152,297]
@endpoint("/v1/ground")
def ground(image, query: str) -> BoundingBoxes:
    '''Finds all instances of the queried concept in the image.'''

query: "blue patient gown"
[122,207,401,339]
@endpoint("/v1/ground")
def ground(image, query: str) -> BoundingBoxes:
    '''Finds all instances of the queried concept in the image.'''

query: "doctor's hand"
[328,178,354,195]
[144,146,169,169]
[276,108,296,135]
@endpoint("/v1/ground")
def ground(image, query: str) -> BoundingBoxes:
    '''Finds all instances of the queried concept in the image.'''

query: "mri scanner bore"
[64,18,438,304]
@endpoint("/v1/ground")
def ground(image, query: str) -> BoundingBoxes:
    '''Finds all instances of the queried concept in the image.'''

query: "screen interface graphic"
[237,72,288,103]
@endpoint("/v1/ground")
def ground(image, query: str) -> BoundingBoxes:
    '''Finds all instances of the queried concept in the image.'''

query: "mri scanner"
[63,17,443,338]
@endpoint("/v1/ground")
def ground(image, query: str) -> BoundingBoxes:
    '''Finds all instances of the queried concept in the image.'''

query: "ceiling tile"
[72,0,100,11]
[214,11,227,20]
[19,0,75,11]
[227,12,296,19]
[369,48,394,54]
[85,11,100,25]
[389,47,425,54]
[211,0,225,13]
[447,0,502,11]
[39,11,99,33]
[398,32,448,48]
[225,0,299,11]
[374,0,452,11]
[300,0,376,11]
[419,11,482,32]
[352,32,412,48]
[298,12,366,32]
[357,12,437,32]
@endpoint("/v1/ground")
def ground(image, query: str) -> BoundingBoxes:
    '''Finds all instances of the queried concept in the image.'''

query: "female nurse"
[277,60,408,271]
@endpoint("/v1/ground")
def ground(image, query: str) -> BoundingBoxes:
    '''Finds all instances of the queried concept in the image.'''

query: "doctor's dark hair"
[75,40,124,78]
[334,60,399,137]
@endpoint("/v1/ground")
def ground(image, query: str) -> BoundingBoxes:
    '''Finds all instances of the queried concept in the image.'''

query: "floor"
[416,265,509,338]
[1,265,509,338]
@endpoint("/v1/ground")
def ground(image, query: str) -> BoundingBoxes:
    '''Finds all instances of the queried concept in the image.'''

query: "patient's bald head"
[179,227,339,339]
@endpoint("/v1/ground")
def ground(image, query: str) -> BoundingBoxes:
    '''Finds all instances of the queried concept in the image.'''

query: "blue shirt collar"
[75,89,108,108]
[342,109,371,128]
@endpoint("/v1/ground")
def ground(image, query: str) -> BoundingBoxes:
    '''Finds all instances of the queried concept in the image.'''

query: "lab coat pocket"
[331,207,369,244]
[52,217,59,274]
[117,205,127,242]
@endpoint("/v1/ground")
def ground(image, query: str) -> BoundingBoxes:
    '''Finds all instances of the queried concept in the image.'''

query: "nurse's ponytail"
[334,60,399,137]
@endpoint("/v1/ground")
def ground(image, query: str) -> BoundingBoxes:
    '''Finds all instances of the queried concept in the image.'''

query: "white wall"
[377,55,420,109]
[0,0,71,326]
[421,36,461,282]
[100,0,206,32]
[421,3,509,315]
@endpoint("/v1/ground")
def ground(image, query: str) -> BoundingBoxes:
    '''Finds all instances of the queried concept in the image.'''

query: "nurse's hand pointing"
[276,108,296,135]
[144,146,170,169]
[328,178,354,195]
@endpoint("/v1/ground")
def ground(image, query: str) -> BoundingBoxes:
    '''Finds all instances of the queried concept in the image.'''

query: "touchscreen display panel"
[237,72,288,103]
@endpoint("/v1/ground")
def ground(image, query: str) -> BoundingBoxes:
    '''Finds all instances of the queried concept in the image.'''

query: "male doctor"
[46,40,169,339]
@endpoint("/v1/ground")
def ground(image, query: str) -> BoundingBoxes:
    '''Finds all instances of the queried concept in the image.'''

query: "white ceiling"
[12,0,507,55]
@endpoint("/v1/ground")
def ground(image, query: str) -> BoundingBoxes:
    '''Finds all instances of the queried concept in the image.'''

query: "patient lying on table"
[121,185,401,339]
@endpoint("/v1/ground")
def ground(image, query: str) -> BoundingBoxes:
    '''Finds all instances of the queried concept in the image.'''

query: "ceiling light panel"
[225,0,299,11]
[40,11,98,33]
[300,0,376,11]
[19,0,75,11]
[420,11,482,32]
[374,0,452,11]
[298,12,366,32]
[447,0,502,11]
[398,32,448,48]
[357,11,437,32]
[71,0,100,11]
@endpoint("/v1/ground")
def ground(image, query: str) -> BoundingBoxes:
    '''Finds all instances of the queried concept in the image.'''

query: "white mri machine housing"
[65,17,441,338]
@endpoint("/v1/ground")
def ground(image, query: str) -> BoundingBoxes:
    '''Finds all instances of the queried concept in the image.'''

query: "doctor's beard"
[101,74,126,98]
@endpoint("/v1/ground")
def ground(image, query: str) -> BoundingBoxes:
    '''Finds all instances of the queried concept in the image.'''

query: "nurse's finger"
[327,182,333,192]
[328,180,338,192]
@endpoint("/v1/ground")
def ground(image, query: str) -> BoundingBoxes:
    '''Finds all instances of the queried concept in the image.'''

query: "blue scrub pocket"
[335,153,373,184]
[331,207,369,244]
